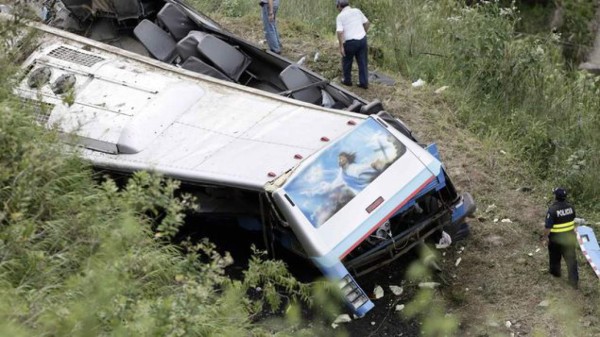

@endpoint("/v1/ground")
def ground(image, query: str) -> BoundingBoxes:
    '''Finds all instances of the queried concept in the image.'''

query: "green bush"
[558,0,598,65]
[0,11,325,337]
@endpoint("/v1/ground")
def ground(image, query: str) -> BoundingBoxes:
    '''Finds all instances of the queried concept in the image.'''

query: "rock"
[538,300,550,308]
[435,231,452,249]
[373,285,384,299]
[501,218,512,223]
[395,304,405,311]
[389,285,404,296]
[332,315,354,329]
[505,321,512,328]
[493,218,499,223]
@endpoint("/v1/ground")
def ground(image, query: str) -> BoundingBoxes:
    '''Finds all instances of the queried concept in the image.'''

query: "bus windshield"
[283,118,407,228]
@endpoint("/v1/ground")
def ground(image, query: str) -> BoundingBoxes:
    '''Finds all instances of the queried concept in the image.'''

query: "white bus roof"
[16,27,368,191]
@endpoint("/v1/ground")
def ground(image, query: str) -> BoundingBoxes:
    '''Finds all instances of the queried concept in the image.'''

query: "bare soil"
[220,15,600,337]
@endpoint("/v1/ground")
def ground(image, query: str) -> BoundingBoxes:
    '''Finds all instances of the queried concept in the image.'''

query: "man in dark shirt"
[542,187,579,289]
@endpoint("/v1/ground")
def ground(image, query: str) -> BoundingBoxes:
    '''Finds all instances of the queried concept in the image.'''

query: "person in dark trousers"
[542,187,579,289]
[260,0,281,54]
[335,0,369,89]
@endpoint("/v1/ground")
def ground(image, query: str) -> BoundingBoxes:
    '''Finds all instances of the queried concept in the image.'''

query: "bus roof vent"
[48,46,105,67]
[20,98,54,125]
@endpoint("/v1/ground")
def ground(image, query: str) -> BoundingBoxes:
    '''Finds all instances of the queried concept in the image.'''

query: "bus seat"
[157,3,198,41]
[194,32,251,82]
[133,19,178,63]
[113,0,141,20]
[279,65,322,104]
[176,31,204,60]
[345,99,363,112]
[181,57,232,82]
[360,99,384,115]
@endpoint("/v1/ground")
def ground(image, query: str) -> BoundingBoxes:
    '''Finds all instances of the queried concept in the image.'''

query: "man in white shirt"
[335,0,370,89]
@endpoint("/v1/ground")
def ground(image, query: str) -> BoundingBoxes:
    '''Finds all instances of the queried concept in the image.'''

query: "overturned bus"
[6,0,476,317]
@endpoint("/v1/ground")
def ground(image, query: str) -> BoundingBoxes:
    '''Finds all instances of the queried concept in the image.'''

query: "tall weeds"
[0,10,321,337]
[273,0,599,210]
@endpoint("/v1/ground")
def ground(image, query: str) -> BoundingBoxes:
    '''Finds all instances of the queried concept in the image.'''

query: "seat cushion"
[181,57,231,82]
[279,65,321,104]
[194,32,251,82]
[157,3,198,41]
[133,19,177,63]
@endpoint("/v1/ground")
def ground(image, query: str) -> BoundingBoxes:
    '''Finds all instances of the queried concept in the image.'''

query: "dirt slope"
[221,16,600,337]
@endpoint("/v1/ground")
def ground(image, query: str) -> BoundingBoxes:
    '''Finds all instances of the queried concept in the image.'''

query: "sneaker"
[357,84,368,89]
[341,81,352,87]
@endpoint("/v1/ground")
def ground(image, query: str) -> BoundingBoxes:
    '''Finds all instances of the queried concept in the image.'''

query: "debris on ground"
[485,204,497,213]
[373,285,384,299]
[411,78,426,88]
[389,285,404,296]
[331,314,353,329]
[418,282,440,289]
[434,85,449,94]
[455,257,462,267]
[501,218,512,223]
[435,231,452,249]
[537,300,550,308]
[395,304,405,312]
[368,71,396,86]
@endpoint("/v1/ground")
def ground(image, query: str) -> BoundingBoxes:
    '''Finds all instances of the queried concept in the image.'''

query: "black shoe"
[341,81,352,86]
[357,84,368,89]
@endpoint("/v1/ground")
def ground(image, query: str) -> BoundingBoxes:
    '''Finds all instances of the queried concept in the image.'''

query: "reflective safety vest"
[546,200,576,234]
[550,220,575,233]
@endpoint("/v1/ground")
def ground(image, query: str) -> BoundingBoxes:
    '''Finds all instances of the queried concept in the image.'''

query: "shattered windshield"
[283,118,406,228]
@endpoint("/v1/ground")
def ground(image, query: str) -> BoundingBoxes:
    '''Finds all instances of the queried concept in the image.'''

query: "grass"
[2,1,600,336]
[207,1,600,335]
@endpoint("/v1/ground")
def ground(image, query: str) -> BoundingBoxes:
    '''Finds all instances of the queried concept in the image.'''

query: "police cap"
[553,187,567,200]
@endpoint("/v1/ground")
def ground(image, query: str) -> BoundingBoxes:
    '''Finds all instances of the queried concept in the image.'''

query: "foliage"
[402,246,459,337]
[557,0,598,65]
[187,0,254,18]
[0,9,327,337]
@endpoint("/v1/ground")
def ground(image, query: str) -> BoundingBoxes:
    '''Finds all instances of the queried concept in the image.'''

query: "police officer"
[542,187,579,289]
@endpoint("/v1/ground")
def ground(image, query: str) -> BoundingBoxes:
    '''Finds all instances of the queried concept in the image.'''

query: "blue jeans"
[261,3,281,54]
[342,37,368,87]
